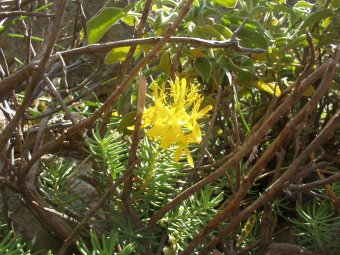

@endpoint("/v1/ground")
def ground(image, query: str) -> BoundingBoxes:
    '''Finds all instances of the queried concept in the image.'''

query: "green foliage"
[163,186,224,253]
[212,0,239,8]
[105,46,132,64]
[288,201,340,254]
[77,229,135,255]
[85,128,128,180]
[133,138,187,214]
[39,160,83,211]
[0,220,33,255]
[83,7,127,44]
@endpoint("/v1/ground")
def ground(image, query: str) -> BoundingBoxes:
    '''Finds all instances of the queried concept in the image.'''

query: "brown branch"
[196,85,222,168]
[229,72,241,146]
[294,31,316,93]
[0,28,266,103]
[0,48,10,77]
[56,52,69,93]
[289,172,340,192]
[262,242,318,255]
[0,61,38,101]
[43,74,77,124]
[59,36,266,59]
[0,1,77,249]
[0,11,54,18]
[121,77,146,228]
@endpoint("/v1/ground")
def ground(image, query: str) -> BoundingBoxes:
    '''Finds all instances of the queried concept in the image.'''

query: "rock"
[262,242,319,255]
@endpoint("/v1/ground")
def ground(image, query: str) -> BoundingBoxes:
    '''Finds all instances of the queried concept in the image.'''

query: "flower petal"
[184,147,194,167]
[174,145,183,162]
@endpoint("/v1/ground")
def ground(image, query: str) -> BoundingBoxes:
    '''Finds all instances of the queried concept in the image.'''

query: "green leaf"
[213,0,238,8]
[293,1,314,14]
[299,9,333,30]
[278,34,307,52]
[160,51,172,76]
[237,28,269,49]
[194,58,212,81]
[226,59,253,84]
[192,25,225,40]
[121,14,136,26]
[117,111,136,133]
[221,16,270,47]
[84,7,126,44]
[267,2,296,16]
[211,24,233,39]
[105,46,131,64]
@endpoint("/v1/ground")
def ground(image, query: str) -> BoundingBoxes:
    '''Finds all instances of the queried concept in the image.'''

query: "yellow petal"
[184,147,194,167]
[147,125,166,137]
[192,122,202,142]
[161,135,174,150]
[160,125,180,149]
[174,145,183,162]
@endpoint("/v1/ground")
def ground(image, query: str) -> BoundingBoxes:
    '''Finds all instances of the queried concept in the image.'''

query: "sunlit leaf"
[192,25,225,40]
[83,7,126,44]
[293,0,314,14]
[213,0,238,8]
[299,9,333,30]
[211,24,233,39]
[105,46,131,64]
[253,81,281,96]
[121,13,139,26]
[160,51,172,76]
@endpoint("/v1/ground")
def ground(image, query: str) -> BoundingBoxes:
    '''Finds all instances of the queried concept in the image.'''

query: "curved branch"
[59,36,266,59]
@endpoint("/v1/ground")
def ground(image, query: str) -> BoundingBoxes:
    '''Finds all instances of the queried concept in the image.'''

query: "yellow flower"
[143,76,212,167]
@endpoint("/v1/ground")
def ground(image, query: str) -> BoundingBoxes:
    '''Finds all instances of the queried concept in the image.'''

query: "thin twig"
[229,72,241,146]
[43,74,77,124]
[0,48,10,77]
[289,172,340,191]
[60,36,266,59]
[0,11,54,18]
[196,85,222,168]
[0,36,266,102]
[121,77,147,228]
[56,52,69,93]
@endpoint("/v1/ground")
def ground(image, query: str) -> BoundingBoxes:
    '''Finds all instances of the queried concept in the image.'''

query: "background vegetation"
[0,0,339,254]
